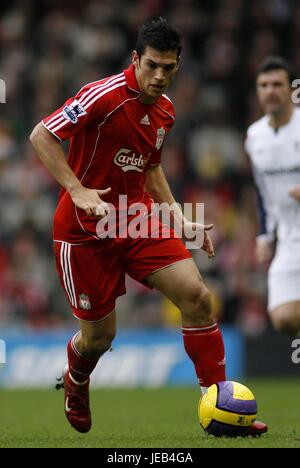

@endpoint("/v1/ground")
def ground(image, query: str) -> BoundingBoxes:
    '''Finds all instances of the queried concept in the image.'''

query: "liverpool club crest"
[79,293,91,310]
[155,127,166,150]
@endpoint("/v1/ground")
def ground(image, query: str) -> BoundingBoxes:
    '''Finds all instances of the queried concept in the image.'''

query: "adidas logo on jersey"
[140,114,150,125]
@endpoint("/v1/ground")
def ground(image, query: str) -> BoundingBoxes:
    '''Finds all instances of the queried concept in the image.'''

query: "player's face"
[256,70,292,115]
[132,47,179,104]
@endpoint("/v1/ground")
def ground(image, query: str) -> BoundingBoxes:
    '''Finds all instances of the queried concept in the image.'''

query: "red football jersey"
[42,64,175,243]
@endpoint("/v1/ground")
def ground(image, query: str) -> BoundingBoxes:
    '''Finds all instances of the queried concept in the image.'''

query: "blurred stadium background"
[0,0,299,391]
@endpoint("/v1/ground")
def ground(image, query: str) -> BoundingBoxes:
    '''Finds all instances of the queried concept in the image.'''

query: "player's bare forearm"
[145,165,215,257]
[145,164,176,204]
[255,236,274,264]
[145,164,184,223]
[30,122,82,194]
[29,122,110,217]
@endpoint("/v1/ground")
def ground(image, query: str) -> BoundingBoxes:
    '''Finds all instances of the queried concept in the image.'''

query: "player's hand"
[69,186,111,218]
[183,222,215,258]
[255,237,273,264]
[288,186,300,202]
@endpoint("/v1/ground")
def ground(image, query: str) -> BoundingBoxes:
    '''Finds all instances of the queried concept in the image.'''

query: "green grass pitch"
[0,378,299,448]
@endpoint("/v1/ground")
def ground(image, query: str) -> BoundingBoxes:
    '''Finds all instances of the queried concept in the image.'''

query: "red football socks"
[182,323,226,389]
[67,332,99,384]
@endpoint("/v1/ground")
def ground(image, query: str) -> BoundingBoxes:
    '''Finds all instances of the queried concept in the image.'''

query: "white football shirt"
[245,107,300,242]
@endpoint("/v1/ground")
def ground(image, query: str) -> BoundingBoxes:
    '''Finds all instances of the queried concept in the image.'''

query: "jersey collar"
[124,64,140,94]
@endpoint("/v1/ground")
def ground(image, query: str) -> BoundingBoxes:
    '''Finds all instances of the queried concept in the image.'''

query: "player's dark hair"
[135,17,182,60]
[257,56,297,85]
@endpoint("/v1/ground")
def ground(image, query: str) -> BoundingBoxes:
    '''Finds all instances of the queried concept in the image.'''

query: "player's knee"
[94,331,116,353]
[82,330,116,357]
[181,283,212,323]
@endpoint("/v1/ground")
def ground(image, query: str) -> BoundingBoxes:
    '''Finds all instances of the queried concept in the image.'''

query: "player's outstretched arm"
[255,236,274,264]
[29,122,110,218]
[145,164,214,257]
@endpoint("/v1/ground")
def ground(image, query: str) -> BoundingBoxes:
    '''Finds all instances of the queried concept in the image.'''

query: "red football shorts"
[54,226,192,321]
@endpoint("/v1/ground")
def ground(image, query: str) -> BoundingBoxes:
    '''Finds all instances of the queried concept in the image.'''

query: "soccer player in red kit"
[30,18,267,436]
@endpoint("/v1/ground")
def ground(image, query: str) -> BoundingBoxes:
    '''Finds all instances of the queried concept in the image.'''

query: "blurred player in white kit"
[246,56,300,336]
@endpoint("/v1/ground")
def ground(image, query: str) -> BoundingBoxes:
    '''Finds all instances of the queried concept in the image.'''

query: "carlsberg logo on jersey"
[114,148,151,172]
